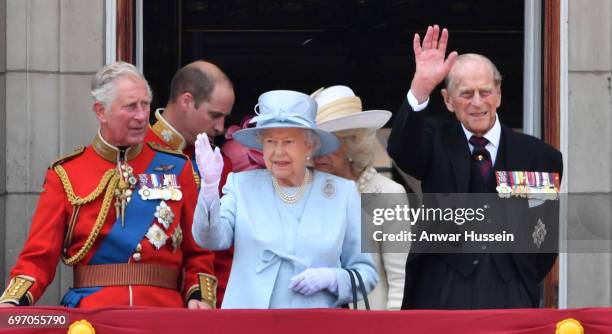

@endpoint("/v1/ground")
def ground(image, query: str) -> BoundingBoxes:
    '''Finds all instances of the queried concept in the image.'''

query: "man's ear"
[178,92,194,111]
[441,89,454,113]
[93,102,107,123]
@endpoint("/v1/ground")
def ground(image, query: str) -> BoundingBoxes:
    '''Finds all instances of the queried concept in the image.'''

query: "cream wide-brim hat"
[311,85,391,133]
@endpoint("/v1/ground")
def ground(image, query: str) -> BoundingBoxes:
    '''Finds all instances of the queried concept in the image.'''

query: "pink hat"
[222,116,265,172]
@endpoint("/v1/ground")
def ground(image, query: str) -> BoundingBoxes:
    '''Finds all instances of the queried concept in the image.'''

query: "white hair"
[91,61,152,109]
[444,53,502,92]
[256,128,321,156]
[305,129,322,156]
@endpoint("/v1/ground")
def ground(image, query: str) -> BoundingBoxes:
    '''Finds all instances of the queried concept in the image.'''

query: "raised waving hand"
[410,25,458,103]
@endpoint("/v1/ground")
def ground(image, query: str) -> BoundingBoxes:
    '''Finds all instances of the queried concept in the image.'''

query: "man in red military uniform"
[0,62,217,309]
[144,61,235,307]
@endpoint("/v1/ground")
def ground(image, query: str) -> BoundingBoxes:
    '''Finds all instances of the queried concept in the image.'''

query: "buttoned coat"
[193,169,378,308]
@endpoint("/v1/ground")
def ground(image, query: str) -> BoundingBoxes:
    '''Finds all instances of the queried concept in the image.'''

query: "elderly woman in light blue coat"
[192,90,378,309]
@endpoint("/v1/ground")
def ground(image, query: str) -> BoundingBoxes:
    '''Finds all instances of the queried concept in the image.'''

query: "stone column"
[0,0,6,288]
[567,0,612,307]
[2,0,104,305]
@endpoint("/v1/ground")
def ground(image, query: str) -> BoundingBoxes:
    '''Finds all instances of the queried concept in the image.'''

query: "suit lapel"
[497,125,524,171]
[445,123,471,192]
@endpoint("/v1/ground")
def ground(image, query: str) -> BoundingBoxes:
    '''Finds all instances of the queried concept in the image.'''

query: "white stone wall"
[567,0,612,307]
[1,0,104,305]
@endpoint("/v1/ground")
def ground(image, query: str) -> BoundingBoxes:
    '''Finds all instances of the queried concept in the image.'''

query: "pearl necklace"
[357,167,376,193]
[272,169,312,204]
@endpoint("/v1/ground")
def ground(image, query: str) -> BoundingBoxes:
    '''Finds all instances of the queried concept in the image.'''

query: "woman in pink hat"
[313,85,409,310]
[221,115,265,172]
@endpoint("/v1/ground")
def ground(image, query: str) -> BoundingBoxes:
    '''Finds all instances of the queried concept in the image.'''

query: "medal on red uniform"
[138,173,183,201]
[154,201,175,229]
[145,224,168,250]
[171,225,183,253]
[115,162,137,228]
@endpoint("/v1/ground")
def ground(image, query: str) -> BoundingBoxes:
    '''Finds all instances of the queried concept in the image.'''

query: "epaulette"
[147,141,188,160]
[49,147,85,168]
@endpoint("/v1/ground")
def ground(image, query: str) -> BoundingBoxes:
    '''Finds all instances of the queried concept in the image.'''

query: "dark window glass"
[145,0,524,128]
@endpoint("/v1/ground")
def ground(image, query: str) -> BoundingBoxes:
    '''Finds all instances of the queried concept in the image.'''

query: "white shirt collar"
[461,114,501,148]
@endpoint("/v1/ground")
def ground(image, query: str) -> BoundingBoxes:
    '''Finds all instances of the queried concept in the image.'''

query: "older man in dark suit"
[388,25,563,309]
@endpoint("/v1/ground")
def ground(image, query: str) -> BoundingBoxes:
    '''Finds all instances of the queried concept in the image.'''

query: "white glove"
[195,133,224,207]
[195,133,224,186]
[289,268,338,296]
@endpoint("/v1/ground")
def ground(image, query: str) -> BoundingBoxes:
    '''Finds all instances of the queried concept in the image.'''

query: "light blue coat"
[193,169,378,309]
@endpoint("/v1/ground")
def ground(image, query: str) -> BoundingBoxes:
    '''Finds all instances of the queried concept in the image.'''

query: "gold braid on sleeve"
[199,273,218,308]
[193,169,201,189]
[54,165,120,265]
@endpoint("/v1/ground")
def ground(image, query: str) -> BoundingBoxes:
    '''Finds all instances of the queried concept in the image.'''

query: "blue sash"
[62,151,186,307]
[90,152,186,264]
[191,157,199,175]
[61,287,101,308]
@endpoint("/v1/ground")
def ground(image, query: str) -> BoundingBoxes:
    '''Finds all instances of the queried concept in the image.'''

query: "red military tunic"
[0,132,216,308]
[145,109,234,307]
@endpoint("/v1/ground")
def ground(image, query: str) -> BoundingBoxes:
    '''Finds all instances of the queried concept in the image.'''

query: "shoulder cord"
[54,165,120,265]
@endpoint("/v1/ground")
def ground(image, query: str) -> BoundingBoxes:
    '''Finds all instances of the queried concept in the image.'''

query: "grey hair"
[336,128,375,174]
[256,128,321,157]
[444,53,502,91]
[91,61,152,109]
[304,129,322,156]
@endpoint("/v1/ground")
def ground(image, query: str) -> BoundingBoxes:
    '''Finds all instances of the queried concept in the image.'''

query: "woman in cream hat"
[312,85,408,310]
[192,89,377,309]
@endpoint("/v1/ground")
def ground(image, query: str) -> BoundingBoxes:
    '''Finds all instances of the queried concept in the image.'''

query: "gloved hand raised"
[289,268,338,296]
[195,133,224,187]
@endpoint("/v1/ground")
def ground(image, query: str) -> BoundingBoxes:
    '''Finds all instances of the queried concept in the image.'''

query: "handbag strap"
[344,268,358,309]
[344,268,371,310]
[351,269,370,310]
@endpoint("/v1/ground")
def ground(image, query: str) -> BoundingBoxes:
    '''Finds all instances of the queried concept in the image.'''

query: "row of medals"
[496,172,559,200]
[113,161,182,251]
[114,161,184,207]
[138,175,183,201]
[139,186,183,201]
[115,162,183,222]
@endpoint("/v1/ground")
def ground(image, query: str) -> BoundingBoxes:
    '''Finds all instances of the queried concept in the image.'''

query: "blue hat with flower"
[233,90,339,157]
